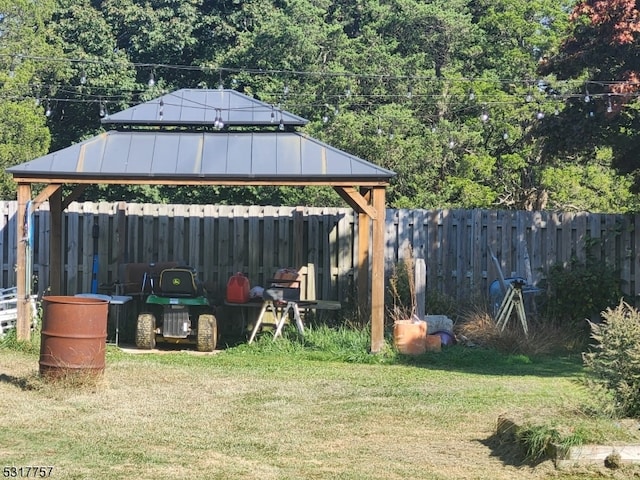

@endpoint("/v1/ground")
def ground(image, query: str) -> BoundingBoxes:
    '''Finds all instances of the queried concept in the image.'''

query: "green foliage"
[233,324,394,364]
[583,302,640,418]
[515,423,585,462]
[539,256,622,330]
[2,0,640,211]
[0,327,40,355]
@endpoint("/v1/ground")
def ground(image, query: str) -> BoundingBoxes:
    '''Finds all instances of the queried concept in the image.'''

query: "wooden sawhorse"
[248,300,305,343]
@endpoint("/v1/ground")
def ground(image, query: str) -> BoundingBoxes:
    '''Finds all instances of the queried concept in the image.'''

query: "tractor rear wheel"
[136,313,156,349]
[197,314,218,352]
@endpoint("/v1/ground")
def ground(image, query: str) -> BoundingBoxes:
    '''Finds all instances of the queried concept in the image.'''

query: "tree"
[538,0,640,194]
[0,0,63,198]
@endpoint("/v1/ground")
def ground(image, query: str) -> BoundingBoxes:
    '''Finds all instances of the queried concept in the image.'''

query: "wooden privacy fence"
[0,202,638,304]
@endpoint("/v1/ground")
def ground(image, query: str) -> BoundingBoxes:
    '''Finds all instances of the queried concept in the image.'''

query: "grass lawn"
[1,329,639,480]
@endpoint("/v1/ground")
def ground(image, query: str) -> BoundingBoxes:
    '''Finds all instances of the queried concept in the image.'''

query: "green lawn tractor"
[135,266,218,352]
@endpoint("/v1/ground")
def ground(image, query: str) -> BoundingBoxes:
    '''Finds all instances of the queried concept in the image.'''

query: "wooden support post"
[50,187,63,295]
[16,183,31,341]
[370,187,386,353]
[358,211,370,319]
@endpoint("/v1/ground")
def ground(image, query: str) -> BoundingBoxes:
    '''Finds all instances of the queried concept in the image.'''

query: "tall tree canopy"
[1,0,638,213]
[538,0,640,207]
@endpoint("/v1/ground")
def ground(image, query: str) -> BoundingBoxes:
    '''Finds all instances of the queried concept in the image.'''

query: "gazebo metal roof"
[7,130,394,184]
[101,88,309,127]
[9,88,394,185]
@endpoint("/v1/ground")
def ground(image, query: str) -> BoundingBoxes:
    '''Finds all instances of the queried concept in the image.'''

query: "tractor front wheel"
[136,313,156,349]
[197,314,218,352]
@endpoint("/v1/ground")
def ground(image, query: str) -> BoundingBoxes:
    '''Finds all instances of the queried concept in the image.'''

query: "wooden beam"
[370,187,386,353]
[16,183,31,341]
[32,184,62,210]
[11,177,390,188]
[334,186,377,219]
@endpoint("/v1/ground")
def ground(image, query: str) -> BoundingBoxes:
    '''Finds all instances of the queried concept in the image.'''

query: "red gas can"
[226,273,250,303]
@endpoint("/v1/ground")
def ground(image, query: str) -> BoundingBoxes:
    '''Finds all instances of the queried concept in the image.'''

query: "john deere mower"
[135,266,218,352]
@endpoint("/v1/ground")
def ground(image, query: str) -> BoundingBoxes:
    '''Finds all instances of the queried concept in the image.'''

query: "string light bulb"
[99,101,106,118]
[607,95,613,113]
[213,108,224,129]
[45,101,52,117]
[480,107,489,123]
[468,89,475,101]
[536,110,545,120]
[278,117,285,131]
[148,71,155,87]
[80,70,87,85]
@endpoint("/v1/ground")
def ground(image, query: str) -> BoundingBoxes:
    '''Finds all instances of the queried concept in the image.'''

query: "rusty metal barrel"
[39,296,109,379]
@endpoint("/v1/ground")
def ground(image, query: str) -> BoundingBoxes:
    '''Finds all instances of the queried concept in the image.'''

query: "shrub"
[538,257,622,330]
[583,302,640,418]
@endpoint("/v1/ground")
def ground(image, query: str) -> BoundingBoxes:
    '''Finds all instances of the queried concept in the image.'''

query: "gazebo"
[8,88,395,352]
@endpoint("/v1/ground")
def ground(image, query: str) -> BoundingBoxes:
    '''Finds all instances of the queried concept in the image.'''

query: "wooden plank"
[157,204,170,263]
[248,205,261,281]
[434,209,446,293]
[320,208,332,301]
[97,203,112,286]
[65,203,80,292]
[561,211,574,265]
[202,204,216,289]
[448,209,464,297]
[621,214,632,296]
[336,207,353,302]
[189,204,204,271]
[386,208,399,275]
[173,204,186,263]
[277,207,291,269]
[218,206,230,280]
[81,202,97,292]
[307,207,320,302]
[472,209,482,295]
[232,206,246,273]
[36,202,50,293]
[604,214,617,268]
[7,201,18,288]
[262,206,276,286]
[547,211,559,270]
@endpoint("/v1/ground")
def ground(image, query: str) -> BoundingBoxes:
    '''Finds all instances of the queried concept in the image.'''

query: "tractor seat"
[157,268,201,297]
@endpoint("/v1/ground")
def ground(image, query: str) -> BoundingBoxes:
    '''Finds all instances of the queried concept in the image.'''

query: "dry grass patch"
[456,305,577,356]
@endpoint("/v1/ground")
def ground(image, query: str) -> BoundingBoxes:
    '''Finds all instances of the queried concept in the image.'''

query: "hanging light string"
[2,53,636,127]
[2,52,638,90]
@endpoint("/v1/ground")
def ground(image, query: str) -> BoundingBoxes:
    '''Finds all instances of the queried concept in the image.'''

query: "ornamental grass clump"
[583,301,640,418]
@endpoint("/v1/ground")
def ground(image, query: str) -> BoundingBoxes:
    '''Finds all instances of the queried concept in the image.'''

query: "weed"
[0,326,40,355]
